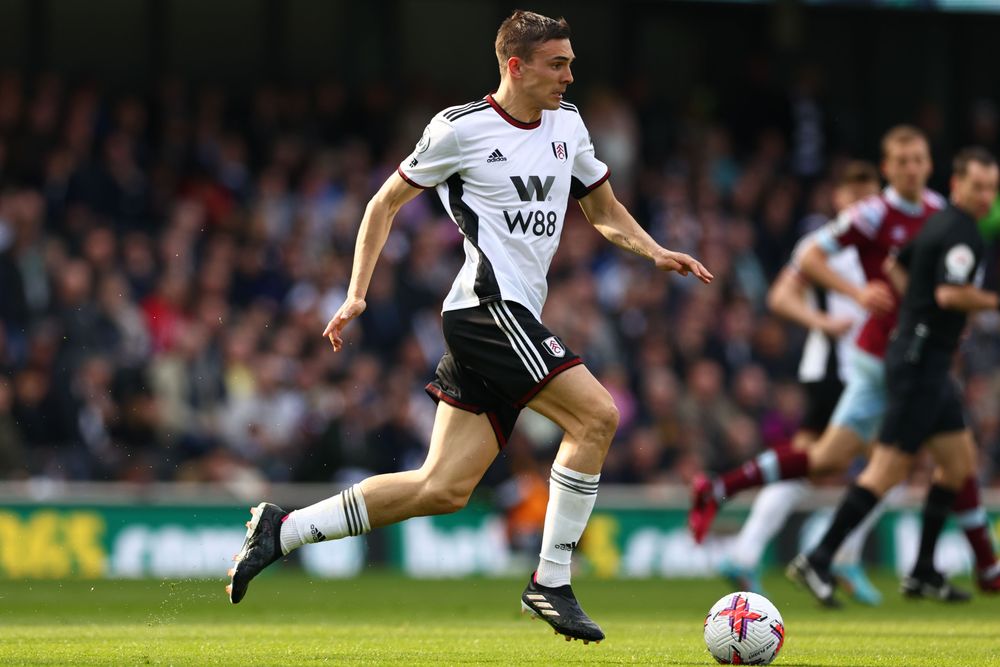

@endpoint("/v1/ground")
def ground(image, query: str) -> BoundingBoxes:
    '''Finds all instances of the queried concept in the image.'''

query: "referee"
[789,147,1000,605]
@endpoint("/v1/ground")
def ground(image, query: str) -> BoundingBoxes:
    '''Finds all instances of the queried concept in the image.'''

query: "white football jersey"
[789,228,867,383]
[398,95,609,320]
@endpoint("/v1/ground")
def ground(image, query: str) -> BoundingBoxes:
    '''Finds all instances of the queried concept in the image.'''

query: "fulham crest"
[542,336,566,357]
[551,141,567,162]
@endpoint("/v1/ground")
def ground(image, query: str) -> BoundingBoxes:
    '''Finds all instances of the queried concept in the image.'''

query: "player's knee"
[809,445,847,476]
[582,398,619,447]
[420,482,471,515]
[936,460,971,490]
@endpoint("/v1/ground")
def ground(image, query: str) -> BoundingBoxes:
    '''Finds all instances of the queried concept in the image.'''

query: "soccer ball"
[703,591,784,665]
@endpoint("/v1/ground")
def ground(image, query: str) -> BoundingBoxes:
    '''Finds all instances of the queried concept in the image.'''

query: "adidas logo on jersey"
[555,541,577,552]
[487,149,507,163]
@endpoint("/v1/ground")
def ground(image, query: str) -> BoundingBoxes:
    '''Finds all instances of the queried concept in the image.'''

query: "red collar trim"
[486,94,541,130]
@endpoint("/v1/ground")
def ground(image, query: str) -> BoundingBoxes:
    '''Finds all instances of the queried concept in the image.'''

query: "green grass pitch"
[1,571,999,665]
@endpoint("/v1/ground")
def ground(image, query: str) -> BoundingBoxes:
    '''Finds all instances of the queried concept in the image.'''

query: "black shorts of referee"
[425,300,583,448]
[879,333,965,454]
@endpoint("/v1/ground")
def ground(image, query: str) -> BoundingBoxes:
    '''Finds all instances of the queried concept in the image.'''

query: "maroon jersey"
[815,186,946,358]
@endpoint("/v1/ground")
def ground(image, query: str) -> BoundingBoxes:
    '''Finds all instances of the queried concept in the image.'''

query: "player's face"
[952,162,999,220]
[520,39,575,110]
[832,181,879,212]
[882,139,932,201]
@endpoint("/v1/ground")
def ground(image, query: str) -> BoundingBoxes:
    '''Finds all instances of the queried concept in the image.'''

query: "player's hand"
[820,315,854,338]
[322,297,367,352]
[857,281,894,314]
[654,250,714,284]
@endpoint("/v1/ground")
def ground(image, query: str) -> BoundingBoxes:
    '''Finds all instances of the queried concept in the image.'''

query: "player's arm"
[933,239,998,312]
[798,237,894,314]
[935,284,1000,311]
[322,172,422,351]
[577,181,712,283]
[882,255,909,295]
[767,266,853,336]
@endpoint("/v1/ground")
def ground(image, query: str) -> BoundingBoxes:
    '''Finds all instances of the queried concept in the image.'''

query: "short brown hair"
[953,146,997,177]
[838,160,880,187]
[495,10,571,69]
[880,124,927,159]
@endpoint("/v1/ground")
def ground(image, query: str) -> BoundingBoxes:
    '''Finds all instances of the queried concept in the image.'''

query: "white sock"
[834,484,904,567]
[279,483,371,555]
[729,480,810,570]
[536,462,599,588]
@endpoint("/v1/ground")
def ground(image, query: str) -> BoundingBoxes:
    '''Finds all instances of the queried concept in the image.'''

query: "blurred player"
[719,162,884,603]
[789,147,1000,605]
[226,10,712,643]
[689,127,944,572]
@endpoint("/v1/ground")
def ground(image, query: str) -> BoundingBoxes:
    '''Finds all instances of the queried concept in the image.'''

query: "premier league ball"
[703,591,785,665]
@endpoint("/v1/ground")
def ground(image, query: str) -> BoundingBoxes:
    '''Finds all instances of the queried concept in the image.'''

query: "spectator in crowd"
[0,70,997,494]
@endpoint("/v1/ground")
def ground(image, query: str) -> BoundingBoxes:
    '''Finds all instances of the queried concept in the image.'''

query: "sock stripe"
[549,470,599,491]
[549,477,597,496]
[550,468,599,487]
[348,487,364,537]
[756,450,780,484]
[955,506,988,530]
[343,489,358,536]
[354,484,371,534]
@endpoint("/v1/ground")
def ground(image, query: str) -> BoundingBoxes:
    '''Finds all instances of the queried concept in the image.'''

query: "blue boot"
[832,563,883,606]
[718,558,764,594]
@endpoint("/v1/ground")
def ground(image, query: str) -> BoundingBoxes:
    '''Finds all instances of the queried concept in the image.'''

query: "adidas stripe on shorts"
[425,300,582,447]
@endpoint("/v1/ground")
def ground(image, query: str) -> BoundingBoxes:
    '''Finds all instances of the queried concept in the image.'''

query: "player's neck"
[889,184,922,206]
[491,85,542,124]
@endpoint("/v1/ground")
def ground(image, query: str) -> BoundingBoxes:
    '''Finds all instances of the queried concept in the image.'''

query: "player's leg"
[688,445,810,544]
[721,479,810,592]
[227,403,498,603]
[689,352,884,543]
[901,429,975,602]
[788,444,912,606]
[803,426,868,476]
[942,418,1000,591]
[807,348,886,477]
[721,381,845,590]
[519,364,617,643]
[366,405,499,524]
[831,484,906,606]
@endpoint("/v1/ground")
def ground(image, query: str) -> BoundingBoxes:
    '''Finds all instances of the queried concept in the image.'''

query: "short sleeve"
[937,242,978,286]
[789,229,820,271]
[820,196,887,252]
[397,116,461,189]
[813,218,846,255]
[569,118,610,199]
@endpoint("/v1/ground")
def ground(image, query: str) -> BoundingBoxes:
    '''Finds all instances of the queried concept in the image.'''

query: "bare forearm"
[768,281,827,330]
[799,244,862,301]
[936,285,1000,312]
[591,201,660,260]
[347,199,394,300]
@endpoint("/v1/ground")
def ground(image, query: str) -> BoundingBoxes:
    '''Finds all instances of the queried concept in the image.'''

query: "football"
[703,591,785,665]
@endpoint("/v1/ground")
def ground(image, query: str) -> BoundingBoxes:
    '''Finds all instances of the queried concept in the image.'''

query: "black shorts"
[879,342,965,454]
[425,300,582,447]
[800,378,845,434]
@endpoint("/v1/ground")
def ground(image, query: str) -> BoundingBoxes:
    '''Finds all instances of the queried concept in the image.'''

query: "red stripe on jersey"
[397,166,432,190]
[486,94,541,130]
[577,169,610,198]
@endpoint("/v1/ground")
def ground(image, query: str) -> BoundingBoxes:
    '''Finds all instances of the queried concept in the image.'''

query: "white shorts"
[828,346,886,442]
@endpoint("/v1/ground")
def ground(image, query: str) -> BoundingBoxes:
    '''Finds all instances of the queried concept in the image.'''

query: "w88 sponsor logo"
[503,209,558,237]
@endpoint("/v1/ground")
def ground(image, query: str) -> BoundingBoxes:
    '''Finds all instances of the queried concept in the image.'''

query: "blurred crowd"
[1,70,1000,494]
